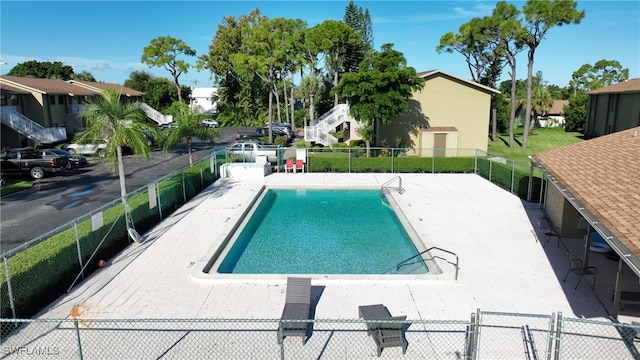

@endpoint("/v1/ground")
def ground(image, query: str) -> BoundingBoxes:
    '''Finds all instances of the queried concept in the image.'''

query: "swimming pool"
[204,188,430,275]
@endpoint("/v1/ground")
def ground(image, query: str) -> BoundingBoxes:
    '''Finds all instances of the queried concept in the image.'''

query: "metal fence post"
[156,180,163,221]
[200,162,204,191]
[73,220,85,281]
[391,148,395,173]
[278,323,285,360]
[489,158,493,182]
[553,312,563,360]
[510,161,516,194]
[181,170,186,204]
[3,253,17,319]
[465,311,478,360]
[74,319,84,360]
[474,149,478,174]
[348,148,351,174]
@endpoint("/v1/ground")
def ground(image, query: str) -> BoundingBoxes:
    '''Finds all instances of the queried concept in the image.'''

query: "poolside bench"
[538,217,560,248]
[621,291,640,310]
[359,304,392,336]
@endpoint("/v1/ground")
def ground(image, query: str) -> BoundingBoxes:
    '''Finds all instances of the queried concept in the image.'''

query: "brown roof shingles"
[588,78,640,95]
[69,80,143,97]
[0,75,96,95]
[532,127,640,258]
[0,76,142,97]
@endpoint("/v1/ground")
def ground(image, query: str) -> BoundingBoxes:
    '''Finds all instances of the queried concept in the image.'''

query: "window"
[49,95,56,105]
[58,95,65,105]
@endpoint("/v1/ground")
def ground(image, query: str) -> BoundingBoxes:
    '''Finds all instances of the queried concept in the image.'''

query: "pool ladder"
[381,176,405,195]
[395,247,460,280]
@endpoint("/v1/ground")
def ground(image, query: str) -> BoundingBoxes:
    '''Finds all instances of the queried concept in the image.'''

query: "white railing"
[304,104,353,146]
[141,103,172,125]
[0,106,67,144]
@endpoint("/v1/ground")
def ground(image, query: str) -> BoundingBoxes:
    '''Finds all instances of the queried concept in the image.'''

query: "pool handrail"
[396,247,459,281]
[381,176,405,195]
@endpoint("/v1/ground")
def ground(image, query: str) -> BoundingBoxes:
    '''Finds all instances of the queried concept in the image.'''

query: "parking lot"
[0,126,260,251]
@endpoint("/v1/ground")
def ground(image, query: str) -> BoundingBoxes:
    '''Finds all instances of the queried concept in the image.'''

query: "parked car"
[236,138,269,146]
[37,149,88,169]
[235,131,264,142]
[225,142,282,163]
[0,148,68,179]
[64,142,107,158]
[257,127,289,139]
[200,119,219,128]
[158,123,178,130]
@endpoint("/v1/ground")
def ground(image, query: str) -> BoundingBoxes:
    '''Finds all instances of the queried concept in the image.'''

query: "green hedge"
[308,155,477,174]
[1,156,224,323]
[307,153,540,200]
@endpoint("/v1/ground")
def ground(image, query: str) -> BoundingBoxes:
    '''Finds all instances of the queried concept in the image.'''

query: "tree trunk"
[268,81,274,144]
[522,49,535,148]
[174,77,182,103]
[333,53,340,107]
[290,73,295,131]
[282,78,289,124]
[509,69,517,148]
[187,135,193,167]
[274,82,282,123]
[309,93,315,126]
[116,145,130,231]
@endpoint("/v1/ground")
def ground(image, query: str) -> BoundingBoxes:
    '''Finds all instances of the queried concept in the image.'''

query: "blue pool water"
[215,189,428,274]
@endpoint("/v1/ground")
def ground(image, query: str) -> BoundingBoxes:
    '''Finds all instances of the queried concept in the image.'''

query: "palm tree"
[76,88,159,235]
[161,104,222,166]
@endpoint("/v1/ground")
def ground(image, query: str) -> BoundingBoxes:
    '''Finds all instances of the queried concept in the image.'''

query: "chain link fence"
[297,146,539,200]
[1,152,226,320]
[1,312,638,359]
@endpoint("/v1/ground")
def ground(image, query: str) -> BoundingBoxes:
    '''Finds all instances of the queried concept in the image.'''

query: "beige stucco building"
[378,70,499,156]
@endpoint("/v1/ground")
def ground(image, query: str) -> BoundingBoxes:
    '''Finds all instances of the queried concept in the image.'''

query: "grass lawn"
[0,180,33,197]
[487,127,584,164]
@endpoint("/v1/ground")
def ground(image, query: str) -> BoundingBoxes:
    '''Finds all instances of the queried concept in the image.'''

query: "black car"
[38,149,88,169]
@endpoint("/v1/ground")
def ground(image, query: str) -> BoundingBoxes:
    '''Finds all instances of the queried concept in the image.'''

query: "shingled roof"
[0,76,143,97]
[68,80,143,97]
[0,75,96,96]
[588,78,640,95]
[532,127,640,268]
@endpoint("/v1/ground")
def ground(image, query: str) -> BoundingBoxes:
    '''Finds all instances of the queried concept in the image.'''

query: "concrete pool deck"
[37,173,640,323]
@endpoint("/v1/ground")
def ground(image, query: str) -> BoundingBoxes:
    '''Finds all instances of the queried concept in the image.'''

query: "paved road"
[0,127,254,253]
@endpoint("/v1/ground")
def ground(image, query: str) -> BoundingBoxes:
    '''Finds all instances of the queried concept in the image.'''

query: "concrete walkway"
[37,173,639,323]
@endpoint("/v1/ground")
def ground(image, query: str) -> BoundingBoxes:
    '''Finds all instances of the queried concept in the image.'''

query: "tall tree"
[124,71,179,112]
[7,60,74,80]
[485,1,526,147]
[314,20,361,106]
[437,17,496,83]
[70,71,96,82]
[343,1,374,73]
[201,9,269,126]
[141,36,196,103]
[333,43,424,155]
[437,12,506,143]
[520,0,585,148]
[76,88,158,234]
[569,59,629,94]
[161,104,221,166]
[233,17,304,142]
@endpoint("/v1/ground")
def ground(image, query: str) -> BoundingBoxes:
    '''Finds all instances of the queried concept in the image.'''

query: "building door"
[434,133,446,157]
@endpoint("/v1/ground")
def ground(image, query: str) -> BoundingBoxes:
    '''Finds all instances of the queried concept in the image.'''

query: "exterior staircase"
[141,103,173,126]
[304,104,356,147]
[0,106,67,144]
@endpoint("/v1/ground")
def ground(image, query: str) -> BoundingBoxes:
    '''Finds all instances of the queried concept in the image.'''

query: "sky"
[1,1,638,89]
